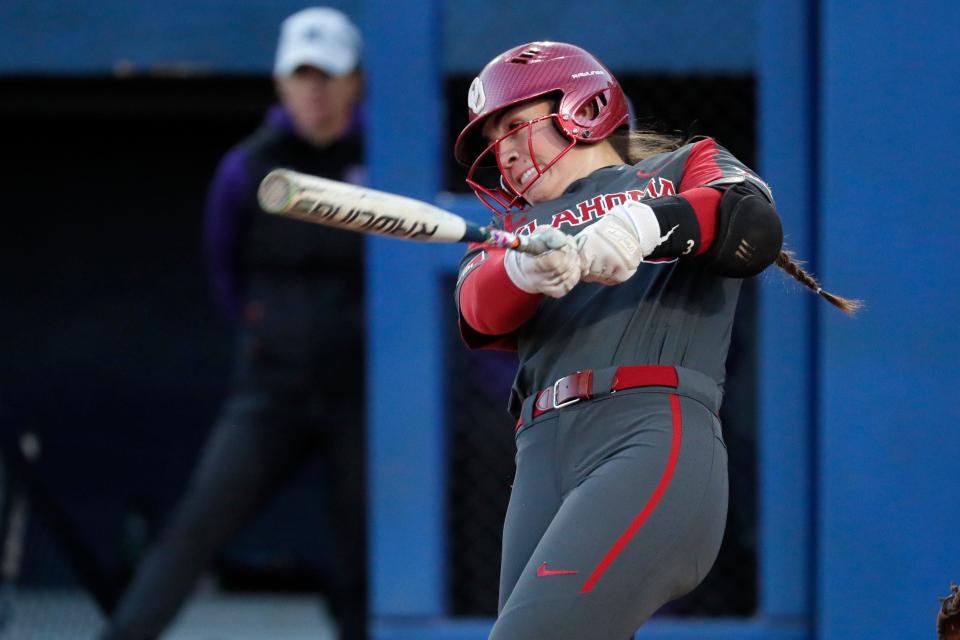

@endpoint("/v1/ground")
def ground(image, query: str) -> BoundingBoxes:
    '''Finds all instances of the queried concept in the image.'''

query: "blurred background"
[1,0,958,639]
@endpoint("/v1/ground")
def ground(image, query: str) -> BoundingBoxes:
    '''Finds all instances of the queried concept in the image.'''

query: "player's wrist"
[575,200,664,285]
[614,200,662,257]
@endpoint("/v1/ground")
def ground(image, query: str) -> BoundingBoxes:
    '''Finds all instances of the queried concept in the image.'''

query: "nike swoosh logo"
[636,169,657,177]
[659,224,679,245]
[537,562,578,577]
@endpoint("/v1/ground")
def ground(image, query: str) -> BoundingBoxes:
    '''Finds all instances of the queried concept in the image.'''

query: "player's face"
[481,98,581,204]
[276,65,362,147]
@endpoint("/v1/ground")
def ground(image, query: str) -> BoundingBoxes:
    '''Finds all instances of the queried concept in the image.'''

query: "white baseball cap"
[273,7,362,77]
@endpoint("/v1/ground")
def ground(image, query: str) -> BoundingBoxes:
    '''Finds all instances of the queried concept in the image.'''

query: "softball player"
[454,41,783,639]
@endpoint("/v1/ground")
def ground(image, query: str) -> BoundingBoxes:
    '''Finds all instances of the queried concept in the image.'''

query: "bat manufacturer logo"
[296,200,439,240]
[468,77,485,114]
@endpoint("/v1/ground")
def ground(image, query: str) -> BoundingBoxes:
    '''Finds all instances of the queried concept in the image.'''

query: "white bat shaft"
[258,169,470,243]
[257,169,553,254]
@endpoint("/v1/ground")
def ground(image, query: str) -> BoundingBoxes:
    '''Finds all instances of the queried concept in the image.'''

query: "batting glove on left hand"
[576,200,663,285]
[504,226,581,299]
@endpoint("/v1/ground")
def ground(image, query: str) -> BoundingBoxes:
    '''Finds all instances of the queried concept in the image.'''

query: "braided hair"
[607,129,863,315]
[774,249,863,314]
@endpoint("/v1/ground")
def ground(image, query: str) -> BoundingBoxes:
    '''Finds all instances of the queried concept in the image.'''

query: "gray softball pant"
[490,366,728,640]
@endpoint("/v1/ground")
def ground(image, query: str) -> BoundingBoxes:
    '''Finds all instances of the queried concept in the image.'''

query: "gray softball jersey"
[458,139,767,415]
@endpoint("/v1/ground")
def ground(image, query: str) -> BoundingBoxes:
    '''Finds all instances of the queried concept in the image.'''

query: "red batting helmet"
[454,41,630,165]
[454,42,630,213]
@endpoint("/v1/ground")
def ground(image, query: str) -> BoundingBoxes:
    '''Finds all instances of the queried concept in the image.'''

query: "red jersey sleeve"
[455,244,541,351]
[679,137,773,198]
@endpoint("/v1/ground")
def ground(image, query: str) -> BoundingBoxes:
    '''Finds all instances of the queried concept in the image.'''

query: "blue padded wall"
[816,2,960,638]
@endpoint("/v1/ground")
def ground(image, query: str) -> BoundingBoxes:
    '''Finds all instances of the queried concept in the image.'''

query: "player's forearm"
[643,183,782,277]
[643,187,723,259]
[651,137,780,269]
[578,180,780,284]
[458,248,541,336]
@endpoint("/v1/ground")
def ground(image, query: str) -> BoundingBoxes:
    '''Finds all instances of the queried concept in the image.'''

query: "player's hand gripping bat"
[257,169,556,255]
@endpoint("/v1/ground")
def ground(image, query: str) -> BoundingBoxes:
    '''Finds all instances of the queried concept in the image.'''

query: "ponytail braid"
[609,129,864,314]
[774,249,863,315]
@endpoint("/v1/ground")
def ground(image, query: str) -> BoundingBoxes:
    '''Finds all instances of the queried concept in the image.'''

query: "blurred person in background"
[101,7,367,640]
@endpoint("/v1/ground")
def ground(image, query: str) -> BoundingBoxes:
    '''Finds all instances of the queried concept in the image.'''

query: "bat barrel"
[258,170,295,213]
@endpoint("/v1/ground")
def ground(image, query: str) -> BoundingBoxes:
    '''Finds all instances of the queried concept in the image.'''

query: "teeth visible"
[519,167,537,186]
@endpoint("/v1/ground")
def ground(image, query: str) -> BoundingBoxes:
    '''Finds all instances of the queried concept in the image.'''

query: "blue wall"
[817,2,960,638]
[757,0,817,624]
[760,1,960,639]
[441,0,755,73]
[0,0,362,75]
[0,0,752,75]
[364,0,448,619]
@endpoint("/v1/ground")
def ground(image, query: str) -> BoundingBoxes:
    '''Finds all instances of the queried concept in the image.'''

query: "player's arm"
[646,137,781,270]
[456,226,580,350]
[577,138,783,282]
[456,246,533,351]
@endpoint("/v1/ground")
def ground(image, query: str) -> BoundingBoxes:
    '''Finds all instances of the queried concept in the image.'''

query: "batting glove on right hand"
[576,200,663,285]
[504,226,581,298]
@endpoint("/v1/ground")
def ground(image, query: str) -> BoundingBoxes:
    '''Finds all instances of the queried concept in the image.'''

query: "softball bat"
[257,168,551,254]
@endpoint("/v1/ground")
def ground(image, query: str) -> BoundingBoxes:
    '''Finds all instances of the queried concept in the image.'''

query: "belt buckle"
[552,371,583,410]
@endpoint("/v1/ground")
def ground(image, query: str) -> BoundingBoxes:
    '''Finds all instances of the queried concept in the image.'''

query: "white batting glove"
[576,200,663,285]
[504,226,581,298]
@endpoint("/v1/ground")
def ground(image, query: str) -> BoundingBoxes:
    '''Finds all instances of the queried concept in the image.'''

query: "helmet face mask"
[466,112,578,215]
[455,41,630,214]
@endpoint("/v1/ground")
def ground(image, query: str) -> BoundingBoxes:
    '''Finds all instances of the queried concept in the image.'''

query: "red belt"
[531,365,679,419]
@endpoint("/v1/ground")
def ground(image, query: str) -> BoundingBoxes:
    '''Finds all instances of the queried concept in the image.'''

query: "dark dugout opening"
[1,76,341,608]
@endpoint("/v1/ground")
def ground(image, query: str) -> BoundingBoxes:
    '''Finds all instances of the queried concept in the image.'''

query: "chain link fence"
[0,430,108,638]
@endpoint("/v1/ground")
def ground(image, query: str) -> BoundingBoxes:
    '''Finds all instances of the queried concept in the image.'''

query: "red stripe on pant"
[580,394,683,594]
